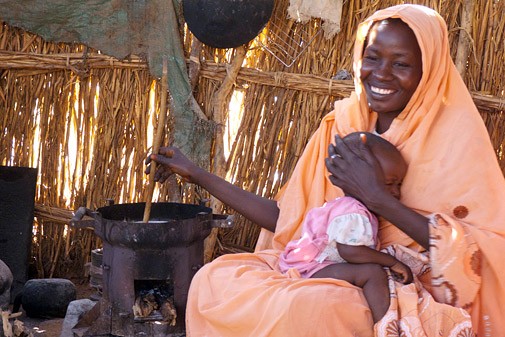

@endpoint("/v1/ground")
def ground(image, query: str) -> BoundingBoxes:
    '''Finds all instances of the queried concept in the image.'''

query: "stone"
[20,278,76,318]
[0,259,13,310]
[59,299,97,337]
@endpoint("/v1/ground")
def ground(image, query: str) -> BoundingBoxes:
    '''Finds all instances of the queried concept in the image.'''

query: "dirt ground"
[7,278,97,337]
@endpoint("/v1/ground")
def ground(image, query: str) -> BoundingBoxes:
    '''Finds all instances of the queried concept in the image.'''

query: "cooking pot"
[71,202,233,249]
[183,0,274,48]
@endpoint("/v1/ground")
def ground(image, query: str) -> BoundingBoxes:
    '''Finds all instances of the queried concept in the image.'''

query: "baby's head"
[343,132,407,199]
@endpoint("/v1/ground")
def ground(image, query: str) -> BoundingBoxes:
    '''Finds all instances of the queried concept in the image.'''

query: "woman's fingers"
[145,147,178,181]
[157,168,173,183]
[147,146,197,183]
[158,147,175,158]
[333,135,352,160]
[327,174,340,187]
[327,144,343,166]
[333,133,368,162]
[326,144,350,193]
[355,134,377,164]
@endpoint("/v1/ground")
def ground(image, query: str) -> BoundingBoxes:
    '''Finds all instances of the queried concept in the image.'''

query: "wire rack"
[255,18,322,68]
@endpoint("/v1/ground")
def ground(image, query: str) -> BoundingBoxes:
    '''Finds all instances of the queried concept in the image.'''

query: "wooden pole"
[455,0,474,79]
[204,45,247,262]
[143,57,169,222]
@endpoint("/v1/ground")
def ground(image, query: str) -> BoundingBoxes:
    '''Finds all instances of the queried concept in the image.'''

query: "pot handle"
[211,214,234,228]
[71,207,98,229]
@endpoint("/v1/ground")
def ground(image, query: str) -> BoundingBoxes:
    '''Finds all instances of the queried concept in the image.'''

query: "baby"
[279,132,412,323]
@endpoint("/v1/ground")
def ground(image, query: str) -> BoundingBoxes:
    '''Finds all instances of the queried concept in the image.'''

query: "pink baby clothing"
[278,196,379,278]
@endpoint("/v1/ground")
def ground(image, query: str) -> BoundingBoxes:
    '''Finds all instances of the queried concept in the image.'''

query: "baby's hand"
[389,261,413,284]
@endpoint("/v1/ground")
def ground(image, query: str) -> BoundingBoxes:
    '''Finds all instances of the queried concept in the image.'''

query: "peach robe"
[187,4,504,337]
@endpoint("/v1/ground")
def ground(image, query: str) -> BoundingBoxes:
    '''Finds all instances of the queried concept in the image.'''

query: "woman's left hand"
[325,134,389,209]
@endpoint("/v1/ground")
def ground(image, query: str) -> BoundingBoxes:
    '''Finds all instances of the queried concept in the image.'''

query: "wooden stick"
[143,57,169,223]
[1,311,13,337]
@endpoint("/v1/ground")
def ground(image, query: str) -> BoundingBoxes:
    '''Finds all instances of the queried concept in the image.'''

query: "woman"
[146,4,504,336]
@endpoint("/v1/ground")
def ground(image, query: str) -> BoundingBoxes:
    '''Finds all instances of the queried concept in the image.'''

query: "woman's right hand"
[145,146,200,184]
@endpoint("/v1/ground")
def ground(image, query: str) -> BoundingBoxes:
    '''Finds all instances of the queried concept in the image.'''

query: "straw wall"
[1,0,504,277]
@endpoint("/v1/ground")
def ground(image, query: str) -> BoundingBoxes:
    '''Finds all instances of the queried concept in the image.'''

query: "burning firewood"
[131,289,177,327]
[160,298,177,326]
[132,292,158,318]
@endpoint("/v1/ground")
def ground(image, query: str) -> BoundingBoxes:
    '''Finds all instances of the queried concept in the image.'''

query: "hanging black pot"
[183,0,274,49]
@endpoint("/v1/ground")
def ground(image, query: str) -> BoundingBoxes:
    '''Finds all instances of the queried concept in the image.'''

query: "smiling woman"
[360,19,423,133]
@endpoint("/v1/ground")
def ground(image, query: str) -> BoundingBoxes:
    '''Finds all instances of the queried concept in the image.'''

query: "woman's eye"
[364,55,378,61]
[394,62,409,68]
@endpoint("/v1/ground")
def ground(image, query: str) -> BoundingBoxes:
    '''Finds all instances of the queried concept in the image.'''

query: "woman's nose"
[375,61,393,80]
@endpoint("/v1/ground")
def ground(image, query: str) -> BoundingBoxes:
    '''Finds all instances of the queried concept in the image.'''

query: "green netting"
[0,0,212,165]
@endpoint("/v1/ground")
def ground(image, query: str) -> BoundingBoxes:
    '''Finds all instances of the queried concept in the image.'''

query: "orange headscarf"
[269,4,505,335]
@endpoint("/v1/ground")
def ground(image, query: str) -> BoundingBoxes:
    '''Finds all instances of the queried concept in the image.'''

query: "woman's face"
[360,19,423,117]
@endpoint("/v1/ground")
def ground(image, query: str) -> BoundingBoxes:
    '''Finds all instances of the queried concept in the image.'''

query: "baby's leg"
[311,263,389,323]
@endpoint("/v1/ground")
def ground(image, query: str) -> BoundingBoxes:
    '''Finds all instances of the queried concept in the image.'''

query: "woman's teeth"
[371,86,394,95]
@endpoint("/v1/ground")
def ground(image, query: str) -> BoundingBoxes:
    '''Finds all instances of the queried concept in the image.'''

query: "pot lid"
[183,0,274,49]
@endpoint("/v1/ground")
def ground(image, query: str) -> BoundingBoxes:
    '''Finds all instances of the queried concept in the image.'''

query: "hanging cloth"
[287,0,344,38]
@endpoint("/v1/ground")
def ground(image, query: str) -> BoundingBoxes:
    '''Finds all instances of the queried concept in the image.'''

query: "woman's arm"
[145,147,280,232]
[365,193,429,249]
[326,135,429,249]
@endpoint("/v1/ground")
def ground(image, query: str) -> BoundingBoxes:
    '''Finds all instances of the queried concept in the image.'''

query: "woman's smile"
[370,86,395,95]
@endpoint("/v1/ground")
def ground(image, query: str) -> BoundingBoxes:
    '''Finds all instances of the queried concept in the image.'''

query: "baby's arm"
[337,243,413,283]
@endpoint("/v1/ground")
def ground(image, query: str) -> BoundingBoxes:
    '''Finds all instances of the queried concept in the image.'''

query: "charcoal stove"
[71,202,232,337]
